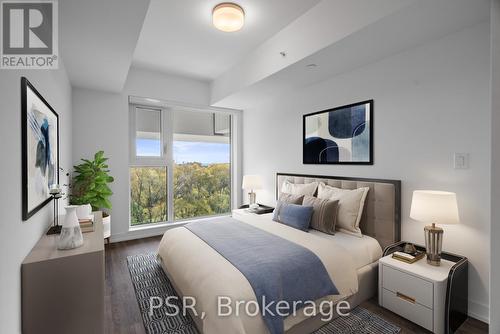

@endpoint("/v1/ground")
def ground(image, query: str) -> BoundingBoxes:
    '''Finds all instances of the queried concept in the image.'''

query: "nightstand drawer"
[382,265,433,308]
[382,288,433,331]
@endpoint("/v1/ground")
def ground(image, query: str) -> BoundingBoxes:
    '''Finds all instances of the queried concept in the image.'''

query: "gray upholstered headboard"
[276,173,401,249]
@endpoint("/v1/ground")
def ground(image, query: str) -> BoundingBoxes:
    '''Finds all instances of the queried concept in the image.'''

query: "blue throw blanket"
[184,218,338,334]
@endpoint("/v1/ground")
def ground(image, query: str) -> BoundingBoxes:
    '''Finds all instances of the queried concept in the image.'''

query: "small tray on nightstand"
[238,204,275,214]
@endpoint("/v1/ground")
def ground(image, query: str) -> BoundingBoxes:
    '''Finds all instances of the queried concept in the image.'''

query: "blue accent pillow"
[275,203,313,232]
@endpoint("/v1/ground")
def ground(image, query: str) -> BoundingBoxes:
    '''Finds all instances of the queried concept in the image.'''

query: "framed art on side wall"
[22,77,59,220]
[303,100,373,165]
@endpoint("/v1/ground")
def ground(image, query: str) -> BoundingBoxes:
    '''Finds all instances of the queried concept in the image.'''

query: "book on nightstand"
[391,250,425,264]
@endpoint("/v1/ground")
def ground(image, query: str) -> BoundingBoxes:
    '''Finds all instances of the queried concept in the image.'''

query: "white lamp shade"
[410,190,459,224]
[242,175,262,190]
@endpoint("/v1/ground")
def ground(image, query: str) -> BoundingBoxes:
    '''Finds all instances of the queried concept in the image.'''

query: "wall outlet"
[454,153,469,169]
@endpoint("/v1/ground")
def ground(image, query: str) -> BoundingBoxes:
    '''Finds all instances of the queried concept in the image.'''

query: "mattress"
[258,213,383,270]
[158,215,359,334]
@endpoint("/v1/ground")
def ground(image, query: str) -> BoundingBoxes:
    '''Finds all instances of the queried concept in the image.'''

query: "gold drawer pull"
[396,292,416,304]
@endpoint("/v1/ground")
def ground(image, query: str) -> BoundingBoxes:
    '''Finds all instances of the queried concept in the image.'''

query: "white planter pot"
[102,214,111,239]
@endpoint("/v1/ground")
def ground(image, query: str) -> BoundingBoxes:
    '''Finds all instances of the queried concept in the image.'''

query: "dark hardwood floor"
[105,236,488,334]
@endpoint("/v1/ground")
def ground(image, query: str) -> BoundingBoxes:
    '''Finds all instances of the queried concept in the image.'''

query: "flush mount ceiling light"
[212,2,245,32]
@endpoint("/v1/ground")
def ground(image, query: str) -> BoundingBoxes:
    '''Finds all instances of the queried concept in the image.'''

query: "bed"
[157,173,401,334]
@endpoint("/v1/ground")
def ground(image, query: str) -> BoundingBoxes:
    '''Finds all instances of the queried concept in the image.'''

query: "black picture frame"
[21,77,60,220]
[303,100,373,165]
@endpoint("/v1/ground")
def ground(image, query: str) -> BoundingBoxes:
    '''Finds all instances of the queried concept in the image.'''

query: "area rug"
[127,253,401,334]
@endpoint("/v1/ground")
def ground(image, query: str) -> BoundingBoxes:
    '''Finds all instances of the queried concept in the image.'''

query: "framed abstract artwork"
[21,77,59,220]
[303,100,373,165]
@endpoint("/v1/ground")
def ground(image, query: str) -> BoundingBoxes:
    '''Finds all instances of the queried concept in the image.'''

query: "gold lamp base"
[424,223,444,266]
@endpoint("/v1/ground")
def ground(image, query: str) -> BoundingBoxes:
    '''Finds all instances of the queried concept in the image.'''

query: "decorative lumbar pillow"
[274,203,313,232]
[281,180,318,196]
[302,195,339,235]
[273,193,304,221]
[317,183,369,237]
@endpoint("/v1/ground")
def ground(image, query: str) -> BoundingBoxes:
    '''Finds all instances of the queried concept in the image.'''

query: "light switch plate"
[454,153,469,169]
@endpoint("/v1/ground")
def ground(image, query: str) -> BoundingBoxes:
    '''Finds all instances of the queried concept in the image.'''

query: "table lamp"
[410,190,459,266]
[242,175,262,209]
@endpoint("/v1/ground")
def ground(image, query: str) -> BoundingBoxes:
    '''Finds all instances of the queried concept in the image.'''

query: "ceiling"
[213,0,491,109]
[60,0,150,92]
[132,0,320,81]
[59,0,490,101]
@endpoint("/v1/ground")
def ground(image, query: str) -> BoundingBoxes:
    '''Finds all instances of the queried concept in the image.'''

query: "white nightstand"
[231,207,271,220]
[379,242,468,334]
[233,204,274,219]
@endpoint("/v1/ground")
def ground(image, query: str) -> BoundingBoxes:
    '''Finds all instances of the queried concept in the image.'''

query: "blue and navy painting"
[304,102,371,163]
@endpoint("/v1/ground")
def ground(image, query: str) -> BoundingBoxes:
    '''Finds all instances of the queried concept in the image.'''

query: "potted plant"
[70,151,114,241]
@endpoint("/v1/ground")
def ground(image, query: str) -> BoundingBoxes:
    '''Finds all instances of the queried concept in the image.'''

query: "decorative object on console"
[76,203,92,220]
[71,151,114,241]
[57,205,84,250]
[76,204,94,233]
[242,174,262,209]
[410,190,460,266]
[303,100,373,164]
[46,184,63,235]
[21,77,60,220]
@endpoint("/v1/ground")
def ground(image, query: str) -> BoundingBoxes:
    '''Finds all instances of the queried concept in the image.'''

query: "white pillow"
[281,180,318,196]
[317,183,369,237]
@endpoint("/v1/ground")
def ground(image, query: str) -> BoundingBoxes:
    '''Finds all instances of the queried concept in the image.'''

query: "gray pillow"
[317,183,369,237]
[273,193,304,222]
[302,195,339,235]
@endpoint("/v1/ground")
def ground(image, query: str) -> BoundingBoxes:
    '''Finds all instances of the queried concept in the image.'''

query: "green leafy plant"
[71,151,114,213]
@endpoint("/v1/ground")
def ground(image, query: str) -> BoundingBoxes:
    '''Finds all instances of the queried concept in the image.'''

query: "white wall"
[490,0,500,331]
[72,67,211,242]
[242,23,491,322]
[0,63,72,334]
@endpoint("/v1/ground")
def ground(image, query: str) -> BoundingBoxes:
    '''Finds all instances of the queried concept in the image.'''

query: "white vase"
[58,206,84,250]
[76,204,92,220]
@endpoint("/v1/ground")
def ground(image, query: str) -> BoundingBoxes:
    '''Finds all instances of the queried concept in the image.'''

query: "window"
[130,167,167,225]
[135,108,162,157]
[173,111,231,220]
[129,102,235,226]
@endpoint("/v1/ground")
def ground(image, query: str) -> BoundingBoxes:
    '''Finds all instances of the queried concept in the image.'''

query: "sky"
[136,139,230,164]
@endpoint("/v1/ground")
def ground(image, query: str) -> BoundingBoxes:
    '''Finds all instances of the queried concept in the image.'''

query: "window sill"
[128,214,231,232]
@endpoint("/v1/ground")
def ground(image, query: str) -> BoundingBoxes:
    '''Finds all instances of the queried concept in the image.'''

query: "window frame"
[128,100,240,228]
[129,105,170,167]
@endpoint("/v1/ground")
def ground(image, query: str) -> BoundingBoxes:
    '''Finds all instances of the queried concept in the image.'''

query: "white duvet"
[157,214,358,334]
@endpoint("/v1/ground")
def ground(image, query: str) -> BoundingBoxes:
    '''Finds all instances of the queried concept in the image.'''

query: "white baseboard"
[468,299,489,323]
[110,224,177,243]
